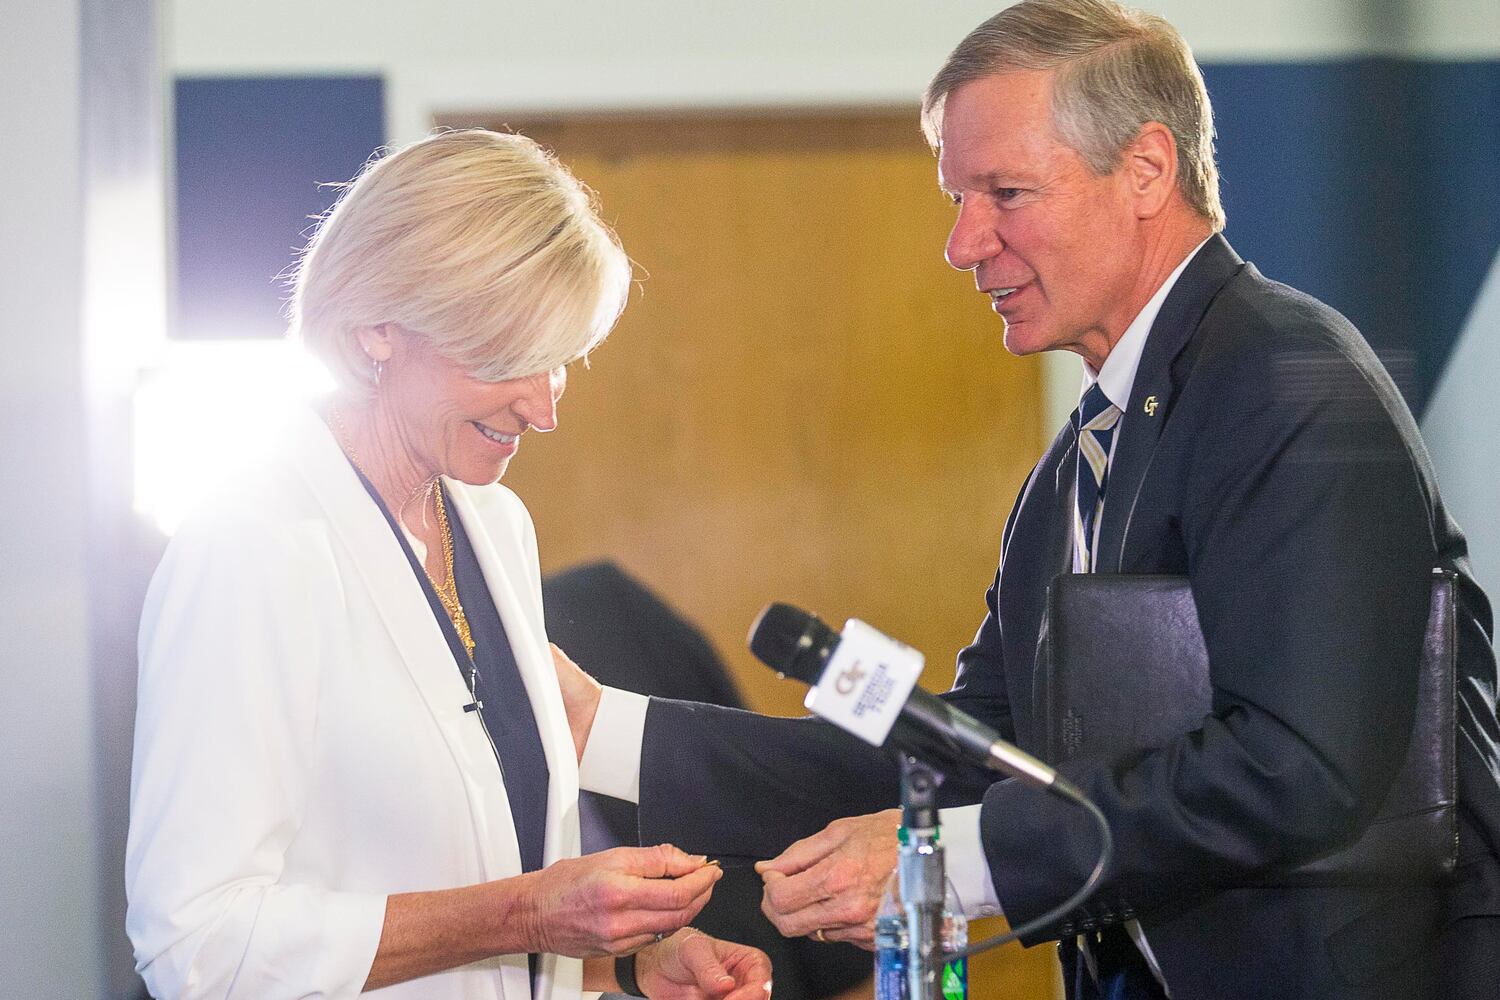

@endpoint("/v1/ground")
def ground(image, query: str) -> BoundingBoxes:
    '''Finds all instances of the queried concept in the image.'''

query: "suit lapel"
[286,408,517,882]
[1003,421,1080,748]
[1095,235,1245,572]
[446,482,579,867]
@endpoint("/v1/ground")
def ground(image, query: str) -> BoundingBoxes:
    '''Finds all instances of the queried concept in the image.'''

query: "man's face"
[939,69,1146,363]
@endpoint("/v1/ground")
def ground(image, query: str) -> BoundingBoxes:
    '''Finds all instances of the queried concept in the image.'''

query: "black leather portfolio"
[1038,571,1458,886]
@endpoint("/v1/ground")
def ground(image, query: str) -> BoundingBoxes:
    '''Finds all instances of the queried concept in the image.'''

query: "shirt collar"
[1081,236,1212,411]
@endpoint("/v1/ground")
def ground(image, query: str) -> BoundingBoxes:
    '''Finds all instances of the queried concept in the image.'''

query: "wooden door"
[449,108,1058,998]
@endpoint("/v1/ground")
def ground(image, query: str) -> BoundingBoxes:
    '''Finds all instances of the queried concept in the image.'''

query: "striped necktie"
[1073,382,1122,574]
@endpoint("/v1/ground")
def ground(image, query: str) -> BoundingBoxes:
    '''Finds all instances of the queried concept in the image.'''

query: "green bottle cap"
[897,825,944,845]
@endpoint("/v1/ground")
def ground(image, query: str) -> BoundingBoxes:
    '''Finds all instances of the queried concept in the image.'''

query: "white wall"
[1423,253,1500,593]
[170,0,1500,142]
[0,2,107,996]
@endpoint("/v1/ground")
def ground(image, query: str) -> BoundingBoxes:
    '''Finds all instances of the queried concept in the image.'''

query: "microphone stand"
[898,756,944,1000]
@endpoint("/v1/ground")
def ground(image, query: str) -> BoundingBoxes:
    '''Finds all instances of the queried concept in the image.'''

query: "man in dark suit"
[559,2,1500,997]
[543,562,873,1000]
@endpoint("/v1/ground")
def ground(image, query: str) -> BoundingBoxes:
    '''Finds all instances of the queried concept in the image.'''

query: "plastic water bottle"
[874,868,969,1000]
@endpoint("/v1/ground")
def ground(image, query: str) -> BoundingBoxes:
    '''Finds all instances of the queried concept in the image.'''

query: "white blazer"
[126,406,584,1000]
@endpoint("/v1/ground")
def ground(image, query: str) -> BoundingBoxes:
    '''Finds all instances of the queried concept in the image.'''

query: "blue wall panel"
[173,75,384,340]
[1206,60,1500,413]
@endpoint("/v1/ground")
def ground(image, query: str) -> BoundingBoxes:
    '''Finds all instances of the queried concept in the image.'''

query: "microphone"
[748,602,1066,793]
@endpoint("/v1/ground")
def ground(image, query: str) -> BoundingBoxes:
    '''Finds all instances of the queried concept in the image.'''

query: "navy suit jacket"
[635,236,1500,999]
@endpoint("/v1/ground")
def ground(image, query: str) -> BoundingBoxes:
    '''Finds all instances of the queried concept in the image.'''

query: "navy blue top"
[444,491,551,877]
[350,469,550,980]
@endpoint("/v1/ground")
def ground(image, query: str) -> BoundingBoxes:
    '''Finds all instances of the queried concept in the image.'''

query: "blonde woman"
[125,130,770,1000]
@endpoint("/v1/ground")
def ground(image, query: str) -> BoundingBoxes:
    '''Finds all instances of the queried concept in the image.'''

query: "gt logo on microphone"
[834,660,867,694]
[805,619,924,747]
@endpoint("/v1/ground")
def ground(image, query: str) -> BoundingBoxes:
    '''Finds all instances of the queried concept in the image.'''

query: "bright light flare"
[133,340,335,535]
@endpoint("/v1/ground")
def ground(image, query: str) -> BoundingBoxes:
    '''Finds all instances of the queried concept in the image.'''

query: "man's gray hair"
[922,0,1224,231]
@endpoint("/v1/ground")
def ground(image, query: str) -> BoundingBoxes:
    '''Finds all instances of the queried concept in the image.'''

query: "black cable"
[945,779,1113,961]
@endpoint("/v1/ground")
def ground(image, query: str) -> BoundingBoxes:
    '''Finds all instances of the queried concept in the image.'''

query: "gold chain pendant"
[331,407,476,661]
[432,486,476,661]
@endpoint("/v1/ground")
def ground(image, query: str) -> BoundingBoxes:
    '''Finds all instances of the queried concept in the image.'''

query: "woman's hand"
[527,844,722,957]
[637,928,773,1000]
[550,642,603,763]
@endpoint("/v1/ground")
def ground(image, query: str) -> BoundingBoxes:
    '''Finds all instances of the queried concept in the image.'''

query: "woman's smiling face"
[370,325,567,486]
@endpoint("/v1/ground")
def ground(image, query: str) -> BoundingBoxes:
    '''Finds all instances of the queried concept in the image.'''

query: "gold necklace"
[330,406,476,660]
[430,484,476,660]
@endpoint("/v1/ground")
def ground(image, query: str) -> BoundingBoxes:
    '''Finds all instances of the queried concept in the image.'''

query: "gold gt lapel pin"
[1143,395,1159,416]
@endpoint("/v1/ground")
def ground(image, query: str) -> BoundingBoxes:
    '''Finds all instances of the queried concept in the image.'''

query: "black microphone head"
[747,602,838,684]
[748,603,815,671]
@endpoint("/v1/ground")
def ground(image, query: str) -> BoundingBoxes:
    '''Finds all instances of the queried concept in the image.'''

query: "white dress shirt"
[579,238,1212,927]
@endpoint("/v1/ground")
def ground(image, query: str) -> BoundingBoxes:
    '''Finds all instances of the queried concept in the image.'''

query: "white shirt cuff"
[940,803,1003,919]
[578,686,649,804]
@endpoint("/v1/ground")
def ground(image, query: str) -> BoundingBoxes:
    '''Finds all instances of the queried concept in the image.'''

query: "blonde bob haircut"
[922,0,1225,232]
[291,129,631,393]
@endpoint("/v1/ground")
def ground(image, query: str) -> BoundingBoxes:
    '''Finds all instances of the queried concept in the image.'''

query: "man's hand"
[754,808,901,949]
[549,642,603,763]
[636,928,773,1000]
